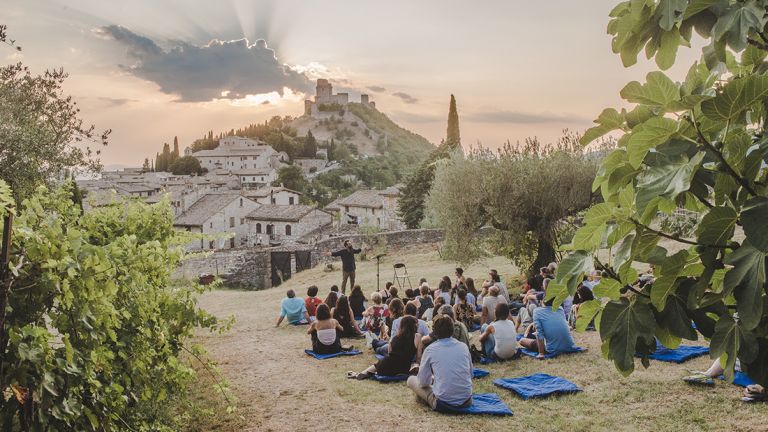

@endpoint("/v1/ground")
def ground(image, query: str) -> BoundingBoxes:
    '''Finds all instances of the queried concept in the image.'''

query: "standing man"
[325,240,362,294]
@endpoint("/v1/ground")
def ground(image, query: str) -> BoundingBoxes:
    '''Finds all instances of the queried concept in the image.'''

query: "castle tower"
[315,79,332,104]
[304,100,313,115]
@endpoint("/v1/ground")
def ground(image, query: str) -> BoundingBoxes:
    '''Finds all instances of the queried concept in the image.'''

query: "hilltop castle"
[304,78,375,116]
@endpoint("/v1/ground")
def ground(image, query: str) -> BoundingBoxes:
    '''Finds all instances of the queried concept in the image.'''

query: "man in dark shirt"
[326,240,362,294]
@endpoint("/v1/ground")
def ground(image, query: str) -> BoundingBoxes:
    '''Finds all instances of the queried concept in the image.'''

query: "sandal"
[683,373,715,387]
[743,384,768,403]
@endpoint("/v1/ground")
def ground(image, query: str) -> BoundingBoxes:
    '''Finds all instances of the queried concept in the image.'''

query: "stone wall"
[175,248,272,290]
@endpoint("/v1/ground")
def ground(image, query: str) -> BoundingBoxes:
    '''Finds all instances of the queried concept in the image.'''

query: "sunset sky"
[2,1,702,168]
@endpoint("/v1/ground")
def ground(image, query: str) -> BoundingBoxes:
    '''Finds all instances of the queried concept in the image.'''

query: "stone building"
[303,78,376,116]
[245,204,332,246]
[191,136,288,172]
[244,186,301,206]
[234,168,277,189]
[331,187,404,230]
[173,193,260,251]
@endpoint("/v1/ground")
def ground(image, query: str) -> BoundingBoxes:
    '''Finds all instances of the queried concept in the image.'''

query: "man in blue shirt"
[519,299,576,358]
[275,289,309,326]
[325,240,362,294]
[407,316,473,410]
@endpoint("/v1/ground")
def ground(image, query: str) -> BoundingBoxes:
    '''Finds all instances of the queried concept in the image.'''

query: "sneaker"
[683,373,715,386]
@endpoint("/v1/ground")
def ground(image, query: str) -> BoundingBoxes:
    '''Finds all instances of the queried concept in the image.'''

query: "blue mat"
[720,372,756,388]
[494,373,582,400]
[643,343,709,363]
[435,393,513,416]
[304,349,361,360]
[519,346,586,359]
[470,323,482,332]
[375,353,386,361]
[473,368,490,379]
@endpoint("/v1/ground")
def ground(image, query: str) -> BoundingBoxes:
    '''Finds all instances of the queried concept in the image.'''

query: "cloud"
[390,110,442,124]
[94,25,312,102]
[392,91,418,104]
[367,85,386,93]
[463,110,587,124]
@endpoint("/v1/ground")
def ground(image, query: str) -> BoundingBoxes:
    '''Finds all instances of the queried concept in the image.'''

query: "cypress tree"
[398,95,463,228]
[173,136,180,160]
[304,131,317,158]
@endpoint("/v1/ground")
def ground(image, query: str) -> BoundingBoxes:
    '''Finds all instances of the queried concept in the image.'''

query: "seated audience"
[454,267,466,289]
[481,286,507,324]
[464,278,478,307]
[332,295,364,338]
[421,305,470,351]
[276,289,310,326]
[372,298,404,355]
[568,281,596,328]
[519,300,577,358]
[349,285,367,321]
[324,291,338,310]
[407,316,473,410]
[392,303,430,337]
[388,286,400,301]
[453,289,477,328]
[380,282,393,304]
[305,285,323,320]
[479,303,519,361]
[423,296,445,322]
[489,269,511,304]
[417,284,434,318]
[307,304,345,354]
[362,292,387,334]
[348,316,420,379]
[435,276,452,305]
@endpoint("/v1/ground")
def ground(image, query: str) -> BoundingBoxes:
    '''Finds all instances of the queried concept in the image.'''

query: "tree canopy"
[169,155,204,175]
[557,0,768,386]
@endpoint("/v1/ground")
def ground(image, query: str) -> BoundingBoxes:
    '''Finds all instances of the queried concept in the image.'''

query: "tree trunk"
[529,230,556,277]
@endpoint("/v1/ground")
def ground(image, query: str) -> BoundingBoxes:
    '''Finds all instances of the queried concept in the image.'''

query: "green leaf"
[600,297,657,375]
[635,153,704,214]
[620,71,680,107]
[710,2,767,51]
[741,197,768,252]
[651,275,679,310]
[723,241,767,330]
[554,250,593,294]
[581,108,625,145]
[696,206,737,247]
[627,117,679,168]
[656,0,687,31]
[593,278,622,300]
[683,0,718,20]
[710,315,758,381]
[701,74,768,121]
[575,300,602,332]
[656,28,682,70]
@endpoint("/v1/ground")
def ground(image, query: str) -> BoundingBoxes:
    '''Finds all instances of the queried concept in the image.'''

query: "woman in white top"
[308,304,345,354]
[478,302,519,360]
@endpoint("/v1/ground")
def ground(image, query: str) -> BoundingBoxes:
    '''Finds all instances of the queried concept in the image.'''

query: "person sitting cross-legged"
[307,304,350,354]
[407,315,473,410]
[480,285,507,325]
[275,289,310,327]
[419,305,471,355]
[332,295,364,338]
[478,302,519,361]
[347,316,421,380]
[372,298,404,356]
[519,299,576,358]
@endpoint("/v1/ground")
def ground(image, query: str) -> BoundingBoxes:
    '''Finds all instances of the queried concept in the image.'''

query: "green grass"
[191,249,766,432]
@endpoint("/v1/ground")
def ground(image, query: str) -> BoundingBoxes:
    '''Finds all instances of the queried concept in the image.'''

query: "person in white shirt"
[480,286,507,324]
[479,302,519,360]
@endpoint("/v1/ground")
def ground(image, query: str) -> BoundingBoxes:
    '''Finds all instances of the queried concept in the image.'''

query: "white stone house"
[335,187,404,230]
[245,205,332,246]
[244,186,301,206]
[173,193,260,251]
[191,136,288,172]
[234,168,277,189]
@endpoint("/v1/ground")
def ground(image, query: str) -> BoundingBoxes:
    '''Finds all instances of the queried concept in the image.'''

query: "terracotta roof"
[324,198,343,212]
[173,193,243,227]
[246,204,319,222]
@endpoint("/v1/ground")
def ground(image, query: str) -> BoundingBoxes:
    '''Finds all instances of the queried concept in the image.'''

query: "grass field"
[189,248,766,432]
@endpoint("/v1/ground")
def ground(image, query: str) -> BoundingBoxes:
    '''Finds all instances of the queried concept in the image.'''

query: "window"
[200,239,204,249]
[271,198,276,204]
[209,240,215,249]
[256,223,262,234]
[345,206,349,212]
[230,237,235,248]
[229,217,235,228]
[288,197,295,205]
[285,225,292,236]
[239,198,243,207]
[240,218,244,225]
[209,222,213,229]
[372,208,376,215]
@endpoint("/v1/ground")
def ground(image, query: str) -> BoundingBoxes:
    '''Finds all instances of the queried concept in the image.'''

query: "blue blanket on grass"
[372,368,490,382]
[494,373,582,400]
[643,343,709,363]
[469,323,482,332]
[720,372,756,388]
[519,346,587,359]
[435,393,513,416]
[304,349,361,360]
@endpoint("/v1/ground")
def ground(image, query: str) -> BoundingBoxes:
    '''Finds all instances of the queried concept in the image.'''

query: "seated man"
[480,286,506,325]
[519,299,576,358]
[420,305,471,352]
[407,316,473,410]
[275,289,310,326]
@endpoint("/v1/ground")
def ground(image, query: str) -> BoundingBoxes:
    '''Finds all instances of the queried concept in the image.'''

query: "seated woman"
[348,285,367,322]
[417,284,434,318]
[479,303,519,361]
[332,295,364,338]
[348,316,420,379]
[324,291,338,310]
[372,298,404,355]
[362,292,387,335]
[423,296,445,322]
[464,278,478,307]
[308,304,346,354]
[453,289,477,328]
